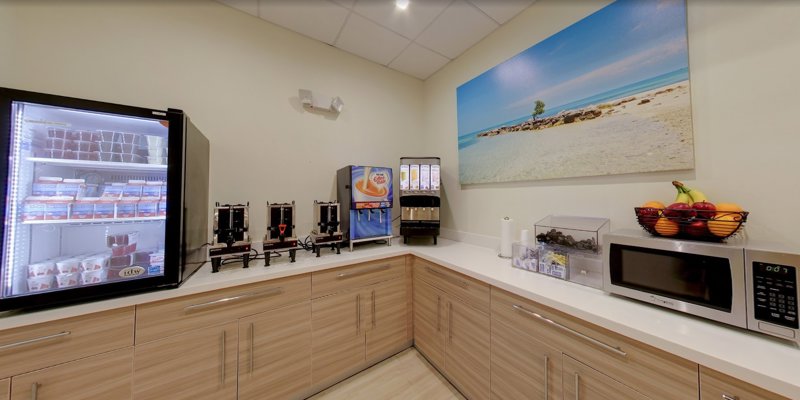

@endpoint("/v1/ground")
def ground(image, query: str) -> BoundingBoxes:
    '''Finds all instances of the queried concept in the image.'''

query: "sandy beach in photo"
[458,81,694,184]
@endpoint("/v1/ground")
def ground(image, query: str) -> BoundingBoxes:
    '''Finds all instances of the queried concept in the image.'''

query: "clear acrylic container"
[534,215,610,254]
[511,242,538,272]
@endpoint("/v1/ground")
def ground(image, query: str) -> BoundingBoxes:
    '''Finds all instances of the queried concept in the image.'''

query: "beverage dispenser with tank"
[399,157,440,244]
[337,165,393,251]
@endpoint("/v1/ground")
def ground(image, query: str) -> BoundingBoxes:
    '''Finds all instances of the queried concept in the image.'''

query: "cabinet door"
[10,347,132,400]
[366,277,410,363]
[445,298,491,400]
[133,322,237,400]
[491,319,562,400]
[413,279,446,369]
[239,301,312,400]
[0,378,7,400]
[311,290,365,385]
[562,355,650,400]
[700,366,790,400]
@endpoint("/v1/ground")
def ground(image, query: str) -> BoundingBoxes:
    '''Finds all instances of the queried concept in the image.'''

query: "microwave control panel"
[752,262,798,329]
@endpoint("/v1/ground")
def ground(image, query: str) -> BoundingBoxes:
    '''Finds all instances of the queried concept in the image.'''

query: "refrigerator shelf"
[22,216,166,226]
[27,157,168,171]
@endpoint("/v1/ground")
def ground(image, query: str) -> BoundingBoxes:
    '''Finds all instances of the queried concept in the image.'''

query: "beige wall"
[423,0,800,245]
[0,1,424,240]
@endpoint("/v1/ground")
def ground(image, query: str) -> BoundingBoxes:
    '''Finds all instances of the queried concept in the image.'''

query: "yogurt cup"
[56,259,81,274]
[28,262,56,277]
[28,276,55,292]
[56,273,81,288]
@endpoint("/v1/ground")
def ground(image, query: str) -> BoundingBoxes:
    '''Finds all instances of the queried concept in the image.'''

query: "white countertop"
[2,238,799,398]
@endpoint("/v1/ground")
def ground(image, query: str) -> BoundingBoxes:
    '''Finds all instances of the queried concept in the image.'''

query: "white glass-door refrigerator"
[0,87,209,311]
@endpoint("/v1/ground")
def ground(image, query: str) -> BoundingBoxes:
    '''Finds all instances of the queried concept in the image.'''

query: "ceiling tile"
[331,0,356,9]
[218,0,259,17]
[389,43,450,80]
[258,0,350,45]
[335,13,411,65]
[466,0,535,24]
[415,0,498,59]
[353,0,451,39]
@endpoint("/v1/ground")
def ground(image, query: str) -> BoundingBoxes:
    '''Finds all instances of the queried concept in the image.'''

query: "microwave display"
[610,244,733,312]
[752,261,798,329]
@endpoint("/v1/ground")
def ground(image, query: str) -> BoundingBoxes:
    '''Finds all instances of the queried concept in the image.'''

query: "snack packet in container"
[28,276,55,292]
[28,262,56,277]
[56,273,81,288]
[56,258,81,274]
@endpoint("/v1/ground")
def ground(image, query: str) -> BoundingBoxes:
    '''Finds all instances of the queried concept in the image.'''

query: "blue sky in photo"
[456,0,689,137]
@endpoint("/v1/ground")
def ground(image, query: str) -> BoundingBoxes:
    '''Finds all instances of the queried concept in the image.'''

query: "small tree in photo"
[532,100,545,121]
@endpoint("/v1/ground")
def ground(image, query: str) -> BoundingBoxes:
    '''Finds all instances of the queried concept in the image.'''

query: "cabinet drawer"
[312,257,405,298]
[0,307,134,379]
[136,274,310,343]
[10,347,133,400]
[491,288,698,400]
[700,366,789,400]
[1,378,8,400]
[414,258,489,314]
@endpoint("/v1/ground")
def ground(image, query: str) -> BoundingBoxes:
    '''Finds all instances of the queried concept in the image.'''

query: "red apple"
[663,203,696,220]
[683,220,709,238]
[636,207,661,228]
[692,201,717,220]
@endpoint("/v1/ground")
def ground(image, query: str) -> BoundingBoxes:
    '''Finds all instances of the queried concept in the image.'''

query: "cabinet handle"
[544,356,549,400]
[220,330,226,385]
[0,331,71,351]
[184,287,283,312]
[31,382,38,400]
[448,302,453,342]
[722,395,738,400]
[512,304,627,358]
[371,290,376,329]
[337,264,390,279]
[356,294,361,336]
[574,373,580,400]
[426,267,468,288]
[249,322,255,376]
[436,295,441,332]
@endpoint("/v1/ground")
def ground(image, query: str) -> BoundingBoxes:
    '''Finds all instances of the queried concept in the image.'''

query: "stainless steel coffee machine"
[209,203,252,272]
[311,200,343,257]
[399,157,441,244]
[263,201,301,266]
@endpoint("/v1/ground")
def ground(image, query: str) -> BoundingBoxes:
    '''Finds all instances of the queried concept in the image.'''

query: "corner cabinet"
[413,259,491,400]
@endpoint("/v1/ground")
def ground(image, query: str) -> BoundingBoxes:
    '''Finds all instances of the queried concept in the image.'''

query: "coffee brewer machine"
[311,201,343,257]
[209,203,252,272]
[263,201,301,266]
[337,165,393,251]
[399,157,441,244]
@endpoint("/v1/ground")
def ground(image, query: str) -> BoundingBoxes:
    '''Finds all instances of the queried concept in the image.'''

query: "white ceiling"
[217,0,536,80]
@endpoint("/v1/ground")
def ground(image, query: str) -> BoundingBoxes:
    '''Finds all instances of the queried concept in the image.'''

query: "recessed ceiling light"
[396,0,409,10]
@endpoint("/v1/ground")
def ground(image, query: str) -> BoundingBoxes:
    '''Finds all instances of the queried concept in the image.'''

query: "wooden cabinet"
[700,366,790,400]
[491,287,698,400]
[133,322,237,400]
[10,347,132,400]
[311,289,365,385]
[0,307,134,379]
[0,378,8,400]
[491,318,562,400]
[562,355,650,400]
[445,297,491,400]
[238,301,312,400]
[365,276,410,363]
[312,256,405,298]
[413,261,491,400]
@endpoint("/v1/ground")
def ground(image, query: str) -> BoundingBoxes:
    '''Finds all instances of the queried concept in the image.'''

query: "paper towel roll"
[500,217,513,258]
[520,229,531,246]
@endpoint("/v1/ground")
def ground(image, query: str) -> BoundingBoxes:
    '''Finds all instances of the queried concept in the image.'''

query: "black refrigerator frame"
[0,87,209,312]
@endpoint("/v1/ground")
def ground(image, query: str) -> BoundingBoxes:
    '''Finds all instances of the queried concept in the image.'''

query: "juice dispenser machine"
[337,165,393,251]
[399,157,441,244]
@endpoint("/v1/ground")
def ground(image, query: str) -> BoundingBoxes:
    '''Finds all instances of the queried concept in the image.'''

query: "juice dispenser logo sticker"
[353,166,392,203]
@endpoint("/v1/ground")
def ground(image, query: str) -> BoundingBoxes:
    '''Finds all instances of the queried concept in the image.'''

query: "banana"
[674,185,693,205]
[672,181,709,203]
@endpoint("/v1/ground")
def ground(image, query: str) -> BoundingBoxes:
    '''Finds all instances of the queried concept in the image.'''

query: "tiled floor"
[309,348,465,400]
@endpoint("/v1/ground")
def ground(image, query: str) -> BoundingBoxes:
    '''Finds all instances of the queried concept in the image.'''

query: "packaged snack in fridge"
[32,182,59,196]
[56,179,86,198]
[55,259,81,274]
[28,262,56,277]
[80,255,108,272]
[100,185,124,199]
[81,269,107,285]
[94,199,116,219]
[22,197,47,221]
[148,251,164,276]
[109,254,131,267]
[137,199,158,217]
[71,198,97,219]
[56,273,81,288]
[141,185,160,198]
[28,276,55,292]
[44,197,72,220]
[122,185,143,198]
[158,198,167,216]
[116,198,138,218]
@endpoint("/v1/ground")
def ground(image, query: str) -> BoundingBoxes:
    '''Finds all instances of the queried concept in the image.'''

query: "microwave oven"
[603,229,799,344]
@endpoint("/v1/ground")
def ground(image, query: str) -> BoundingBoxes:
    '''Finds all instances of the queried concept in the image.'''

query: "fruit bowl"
[634,207,749,241]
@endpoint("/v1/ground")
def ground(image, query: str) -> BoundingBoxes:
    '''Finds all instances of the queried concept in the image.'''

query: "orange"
[708,214,741,237]
[715,203,743,213]
[642,200,665,209]
[654,217,679,236]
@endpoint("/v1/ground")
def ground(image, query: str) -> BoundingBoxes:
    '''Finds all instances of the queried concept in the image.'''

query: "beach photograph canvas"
[456,0,693,184]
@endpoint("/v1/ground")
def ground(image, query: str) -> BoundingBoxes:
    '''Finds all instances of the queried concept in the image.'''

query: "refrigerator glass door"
[2,101,169,300]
